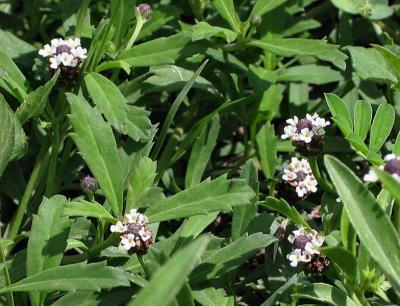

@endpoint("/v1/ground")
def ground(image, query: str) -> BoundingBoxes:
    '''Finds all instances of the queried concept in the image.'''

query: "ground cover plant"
[1,0,400,305]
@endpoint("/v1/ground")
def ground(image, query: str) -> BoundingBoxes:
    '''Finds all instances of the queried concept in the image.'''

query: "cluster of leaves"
[0,0,400,305]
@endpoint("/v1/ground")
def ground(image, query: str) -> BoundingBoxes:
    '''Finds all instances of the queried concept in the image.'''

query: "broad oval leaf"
[324,155,400,294]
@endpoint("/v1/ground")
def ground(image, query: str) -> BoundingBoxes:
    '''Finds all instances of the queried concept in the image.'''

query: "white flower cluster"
[364,154,400,183]
[110,209,152,251]
[287,227,324,267]
[38,38,87,69]
[281,113,330,144]
[282,157,318,198]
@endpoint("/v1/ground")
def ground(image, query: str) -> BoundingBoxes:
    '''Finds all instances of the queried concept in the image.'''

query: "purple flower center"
[384,159,400,176]
[296,171,307,182]
[55,45,71,55]
[127,223,141,236]
[137,3,152,19]
[296,119,313,133]
[80,175,97,192]
[293,235,312,250]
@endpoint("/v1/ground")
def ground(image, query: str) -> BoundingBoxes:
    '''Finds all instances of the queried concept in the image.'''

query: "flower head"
[281,113,330,156]
[136,3,152,20]
[363,154,400,183]
[80,175,98,193]
[281,157,318,199]
[38,37,87,70]
[111,209,152,253]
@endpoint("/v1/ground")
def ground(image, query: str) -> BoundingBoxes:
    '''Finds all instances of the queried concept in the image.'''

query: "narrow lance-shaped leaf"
[256,122,277,179]
[146,175,255,223]
[0,262,130,293]
[353,100,372,142]
[325,155,400,294]
[128,236,210,306]
[369,103,395,153]
[251,0,288,17]
[67,93,124,215]
[325,93,352,137]
[249,38,347,70]
[0,94,27,177]
[85,72,151,142]
[27,195,71,306]
[63,200,117,223]
[185,114,220,188]
[16,70,59,124]
[212,0,241,33]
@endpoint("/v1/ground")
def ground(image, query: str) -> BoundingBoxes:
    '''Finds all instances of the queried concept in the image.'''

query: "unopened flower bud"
[293,235,312,250]
[80,175,98,193]
[136,3,152,20]
[251,15,262,27]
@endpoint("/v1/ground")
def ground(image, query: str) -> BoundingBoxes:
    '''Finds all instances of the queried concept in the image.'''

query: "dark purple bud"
[137,3,152,20]
[296,119,313,133]
[80,175,98,193]
[384,159,400,176]
[293,235,312,250]
[55,45,71,55]
[296,171,307,182]
[251,15,262,27]
[127,222,141,235]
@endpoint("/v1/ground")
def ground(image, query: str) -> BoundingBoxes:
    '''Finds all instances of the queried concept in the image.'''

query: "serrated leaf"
[146,175,255,223]
[27,195,71,306]
[190,233,277,283]
[64,200,117,223]
[325,155,400,294]
[0,94,27,177]
[85,72,151,142]
[117,32,192,67]
[67,93,124,215]
[353,100,372,142]
[128,236,209,306]
[185,115,220,188]
[249,38,347,70]
[347,46,397,83]
[369,103,395,153]
[0,262,130,293]
[16,70,59,124]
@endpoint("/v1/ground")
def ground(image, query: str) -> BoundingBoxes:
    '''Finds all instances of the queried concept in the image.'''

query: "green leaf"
[347,46,397,83]
[146,175,255,223]
[292,283,358,306]
[259,197,311,230]
[277,64,343,85]
[190,233,277,283]
[324,155,400,294]
[193,288,234,306]
[256,122,277,179]
[369,103,395,153]
[394,132,400,155]
[85,72,151,142]
[0,50,30,101]
[345,133,370,157]
[185,115,220,188]
[249,38,347,70]
[67,93,124,215]
[128,236,209,306]
[212,0,240,33]
[0,262,130,293]
[0,94,27,177]
[191,22,237,43]
[372,44,400,79]
[27,195,71,306]
[0,29,36,62]
[64,200,117,223]
[353,100,372,142]
[325,93,353,137]
[16,70,59,124]
[117,32,192,67]
[126,157,164,210]
[110,0,136,48]
[232,160,258,241]
[374,167,400,204]
[321,247,358,285]
[251,0,288,17]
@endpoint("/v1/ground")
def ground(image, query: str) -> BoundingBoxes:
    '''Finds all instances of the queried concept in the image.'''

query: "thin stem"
[308,156,336,195]
[74,0,91,37]
[125,17,145,50]
[0,231,14,306]
[7,138,51,242]
[138,255,151,280]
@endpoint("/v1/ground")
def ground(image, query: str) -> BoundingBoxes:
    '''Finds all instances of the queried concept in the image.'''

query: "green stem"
[0,231,14,306]
[138,255,151,280]
[7,138,51,242]
[308,156,336,195]
[125,17,145,50]
[74,0,91,37]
